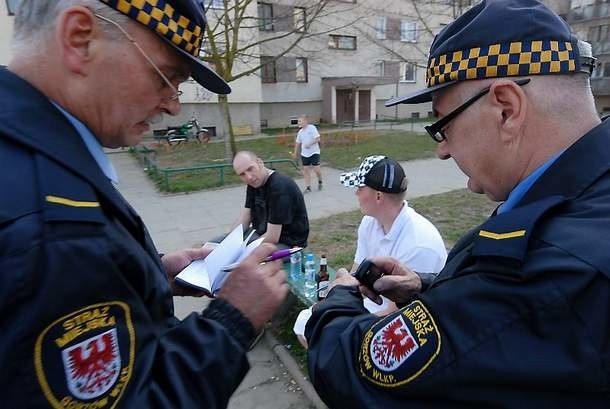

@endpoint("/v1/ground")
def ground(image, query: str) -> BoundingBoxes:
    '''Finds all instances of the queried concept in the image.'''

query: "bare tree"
[349,0,468,117]
[200,0,360,159]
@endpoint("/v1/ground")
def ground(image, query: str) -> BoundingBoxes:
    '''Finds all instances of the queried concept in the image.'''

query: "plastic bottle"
[289,249,302,283]
[303,253,317,300]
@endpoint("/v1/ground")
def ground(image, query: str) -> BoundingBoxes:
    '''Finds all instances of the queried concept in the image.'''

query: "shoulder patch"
[34,302,135,408]
[473,195,565,262]
[359,300,440,388]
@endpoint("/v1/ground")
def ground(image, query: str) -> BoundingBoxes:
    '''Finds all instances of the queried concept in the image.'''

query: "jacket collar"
[518,119,610,207]
[0,68,143,238]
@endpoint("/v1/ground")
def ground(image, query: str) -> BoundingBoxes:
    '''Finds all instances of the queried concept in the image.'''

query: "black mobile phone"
[351,259,384,292]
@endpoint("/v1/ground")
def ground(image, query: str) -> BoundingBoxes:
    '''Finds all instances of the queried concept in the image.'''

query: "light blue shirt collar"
[497,151,563,214]
[52,102,119,186]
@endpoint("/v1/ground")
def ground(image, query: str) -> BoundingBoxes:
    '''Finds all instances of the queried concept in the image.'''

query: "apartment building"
[0,1,463,136]
[254,0,458,129]
[0,1,16,65]
[567,0,610,113]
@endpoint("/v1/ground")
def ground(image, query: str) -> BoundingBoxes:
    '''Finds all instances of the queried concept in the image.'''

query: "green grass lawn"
[269,188,497,372]
[136,129,437,192]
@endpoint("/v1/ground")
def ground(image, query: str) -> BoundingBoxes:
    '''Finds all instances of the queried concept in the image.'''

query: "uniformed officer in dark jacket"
[306,1,610,408]
[0,1,288,407]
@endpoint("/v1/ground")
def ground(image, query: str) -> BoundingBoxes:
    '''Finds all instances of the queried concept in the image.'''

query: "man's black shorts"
[301,154,320,166]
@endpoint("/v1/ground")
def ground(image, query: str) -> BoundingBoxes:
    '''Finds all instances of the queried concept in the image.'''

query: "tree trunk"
[218,94,237,162]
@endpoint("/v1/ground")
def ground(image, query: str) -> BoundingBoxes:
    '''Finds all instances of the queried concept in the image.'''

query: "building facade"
[1,0,460,136]
[254,0,456,128]
[567,0,610,113]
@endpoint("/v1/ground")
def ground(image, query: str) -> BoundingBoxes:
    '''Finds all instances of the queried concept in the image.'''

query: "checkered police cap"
[340,156,408,194]
[386,0,596,106]
[99,0,230,94]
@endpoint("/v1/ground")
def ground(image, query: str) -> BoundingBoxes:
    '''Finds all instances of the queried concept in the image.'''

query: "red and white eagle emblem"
[371,316,419,370]
[61,328,121,399]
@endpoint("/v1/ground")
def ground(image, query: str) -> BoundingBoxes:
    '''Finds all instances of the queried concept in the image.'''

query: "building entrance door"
[358,90,371,121]
[336,89,355,124]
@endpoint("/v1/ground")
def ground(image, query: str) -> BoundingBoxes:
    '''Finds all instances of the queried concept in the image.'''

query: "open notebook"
[175,226,264,296]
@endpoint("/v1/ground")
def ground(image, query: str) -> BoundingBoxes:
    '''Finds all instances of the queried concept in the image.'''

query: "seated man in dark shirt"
[230,150,309,249]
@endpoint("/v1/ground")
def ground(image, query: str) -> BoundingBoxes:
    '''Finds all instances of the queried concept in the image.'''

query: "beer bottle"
[317,254,329,300]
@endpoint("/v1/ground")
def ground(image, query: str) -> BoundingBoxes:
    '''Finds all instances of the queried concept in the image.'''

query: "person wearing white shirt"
[293,115,323,193]
[294,155,447,346]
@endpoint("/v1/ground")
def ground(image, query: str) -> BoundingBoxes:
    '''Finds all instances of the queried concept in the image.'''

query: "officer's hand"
[162,246,214,297]
[327,267,360,293]
[364,256,422,304]
[217,244,288,331]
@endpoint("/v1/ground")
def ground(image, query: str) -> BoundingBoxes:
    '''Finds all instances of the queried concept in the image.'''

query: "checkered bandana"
[340,155,388,189]
[100,0,203,56]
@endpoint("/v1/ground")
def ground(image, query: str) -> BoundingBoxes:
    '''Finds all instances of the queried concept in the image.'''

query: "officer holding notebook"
[0,1,287,407]
[306,0,610,408]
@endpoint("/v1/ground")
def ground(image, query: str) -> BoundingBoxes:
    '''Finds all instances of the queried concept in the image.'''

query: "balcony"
[592,40,610,56]
[570,3,610,21]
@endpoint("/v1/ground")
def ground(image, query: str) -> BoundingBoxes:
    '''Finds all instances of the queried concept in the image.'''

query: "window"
[258,2,273,31]
[589,24,610,42]
[593,61,603,78]
[296,57,308,82]
[400,62,416,82]
[401,21,417,42]
[604,62,610,78]
[294,7,306,32]
[206,0,224,9]
[6,0,19,15]
[260,56,276,83]
[376,61,385,77]
[328,35,357,50]
[376,16,387,40]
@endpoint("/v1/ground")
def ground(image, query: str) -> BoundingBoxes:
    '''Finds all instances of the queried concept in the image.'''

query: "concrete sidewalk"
[109,150,467,409]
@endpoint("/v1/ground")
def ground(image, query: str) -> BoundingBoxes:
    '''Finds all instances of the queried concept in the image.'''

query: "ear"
[489,80,527,141]
[56,7,97,75]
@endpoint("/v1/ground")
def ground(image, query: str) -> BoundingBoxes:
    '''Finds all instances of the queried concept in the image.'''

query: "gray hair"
[527,73,597,123]
[11,0,132,56]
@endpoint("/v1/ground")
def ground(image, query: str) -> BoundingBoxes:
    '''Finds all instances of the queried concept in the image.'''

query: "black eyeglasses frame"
[424,78,531,143]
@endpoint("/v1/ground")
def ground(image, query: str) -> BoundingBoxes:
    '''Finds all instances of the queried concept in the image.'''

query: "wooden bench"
[232,124,253,136]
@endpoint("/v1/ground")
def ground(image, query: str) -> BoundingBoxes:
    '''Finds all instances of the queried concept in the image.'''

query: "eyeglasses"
[93,13,183,102]
[424,78,531,143]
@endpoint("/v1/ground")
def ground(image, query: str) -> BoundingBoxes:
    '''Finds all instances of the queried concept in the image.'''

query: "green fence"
[130,146,298,191]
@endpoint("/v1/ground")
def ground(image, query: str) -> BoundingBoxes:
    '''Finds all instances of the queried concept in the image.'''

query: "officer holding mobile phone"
[305,1,609,408]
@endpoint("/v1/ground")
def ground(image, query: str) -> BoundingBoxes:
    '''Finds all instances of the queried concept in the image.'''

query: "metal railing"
[159,158,299,191]
[130,145,299,191]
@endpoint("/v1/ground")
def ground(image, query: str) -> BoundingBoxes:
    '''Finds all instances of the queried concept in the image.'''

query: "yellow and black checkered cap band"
[100,0,203,57]
[426,40,576,87]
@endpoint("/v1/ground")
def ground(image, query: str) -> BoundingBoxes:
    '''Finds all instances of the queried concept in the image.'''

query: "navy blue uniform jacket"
[306,120,610,408]
[0,69,251,407]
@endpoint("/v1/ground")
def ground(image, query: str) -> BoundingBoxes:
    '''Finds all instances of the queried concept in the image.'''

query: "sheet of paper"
[175,225,245,292]
[236,236,265,263]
